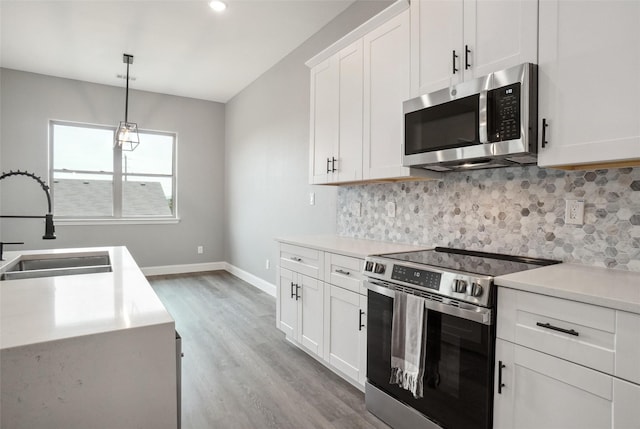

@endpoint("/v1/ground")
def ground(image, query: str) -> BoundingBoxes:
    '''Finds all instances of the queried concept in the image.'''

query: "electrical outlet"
[197,245,204,254]
[265,259,270,269]
[309,192,315,206]
[565,200,584,225]
[386,202,396,218]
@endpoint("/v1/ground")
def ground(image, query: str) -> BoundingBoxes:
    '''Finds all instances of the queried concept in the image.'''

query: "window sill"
[55,217,181,226]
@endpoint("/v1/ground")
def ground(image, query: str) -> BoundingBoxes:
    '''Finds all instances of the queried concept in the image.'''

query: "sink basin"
[1,252,112,281]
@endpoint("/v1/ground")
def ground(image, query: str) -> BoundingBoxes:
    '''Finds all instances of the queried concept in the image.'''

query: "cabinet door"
[298,274,323,356]
[613,378,640,429]
[323,285,366,385]
[494,339,614,429]
[410,0,463,96]
[309,57,338,184]
[464,0,538,80]
[336,40,364,183]
[538,0,640,168]
[363,9,412,180]
[277,267,297,339]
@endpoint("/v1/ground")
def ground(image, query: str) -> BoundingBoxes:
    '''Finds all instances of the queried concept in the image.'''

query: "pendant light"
[115,53,140,151]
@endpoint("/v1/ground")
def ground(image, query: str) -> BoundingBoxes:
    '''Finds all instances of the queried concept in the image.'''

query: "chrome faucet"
[0,170,56,260]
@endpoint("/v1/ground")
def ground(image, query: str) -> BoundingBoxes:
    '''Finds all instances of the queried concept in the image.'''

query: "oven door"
[366,281,495,429]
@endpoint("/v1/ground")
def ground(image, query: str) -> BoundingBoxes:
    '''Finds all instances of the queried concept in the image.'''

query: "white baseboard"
[142,261,276,298]
[225,263,277,297]
[141,262,225,277]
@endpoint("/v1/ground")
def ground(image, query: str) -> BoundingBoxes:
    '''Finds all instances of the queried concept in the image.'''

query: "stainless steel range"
[363,247,559,429]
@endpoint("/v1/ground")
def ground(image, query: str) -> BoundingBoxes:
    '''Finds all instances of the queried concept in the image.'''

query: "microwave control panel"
[488,83,521,143]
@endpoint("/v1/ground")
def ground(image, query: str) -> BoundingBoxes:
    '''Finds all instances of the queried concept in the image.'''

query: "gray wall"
[0,69,225,267]
[224,1,392,284]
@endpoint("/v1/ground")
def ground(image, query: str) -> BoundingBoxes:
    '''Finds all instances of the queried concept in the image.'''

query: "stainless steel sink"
[0,252,112,281]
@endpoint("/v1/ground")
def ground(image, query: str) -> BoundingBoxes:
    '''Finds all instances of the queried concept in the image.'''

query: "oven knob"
[365,261,374,272]
[452,279,467,293]
[470,282,484,297]
[374,263,386,274]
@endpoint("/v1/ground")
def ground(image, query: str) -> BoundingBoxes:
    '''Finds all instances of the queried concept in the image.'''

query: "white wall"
[0,69,225,267]
[224,1,392,283]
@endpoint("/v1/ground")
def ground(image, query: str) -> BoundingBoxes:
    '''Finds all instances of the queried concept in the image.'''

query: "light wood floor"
[149,271,390,429]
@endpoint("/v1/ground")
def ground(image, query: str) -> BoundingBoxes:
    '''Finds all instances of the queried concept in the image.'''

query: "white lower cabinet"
[323,284,367,386]
[495,339,617,429]
[276,242,368,388]
[277,267,324,357]
[495,287,640,429]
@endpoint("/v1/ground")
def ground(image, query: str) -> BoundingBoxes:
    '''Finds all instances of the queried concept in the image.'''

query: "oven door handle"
[365,281,493,325]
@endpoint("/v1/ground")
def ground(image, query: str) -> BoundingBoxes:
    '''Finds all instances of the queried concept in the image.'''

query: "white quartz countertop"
[0,246,174,350]
[496,263,640,314]
[276,235,430,258]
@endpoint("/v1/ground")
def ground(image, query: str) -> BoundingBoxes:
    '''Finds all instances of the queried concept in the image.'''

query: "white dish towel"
[389,291,427,399]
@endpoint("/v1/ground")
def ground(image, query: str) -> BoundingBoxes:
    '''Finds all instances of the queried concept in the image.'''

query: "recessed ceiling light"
[209,0,227,12]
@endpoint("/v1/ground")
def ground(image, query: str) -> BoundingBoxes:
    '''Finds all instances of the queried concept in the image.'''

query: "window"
[50,121,176,220]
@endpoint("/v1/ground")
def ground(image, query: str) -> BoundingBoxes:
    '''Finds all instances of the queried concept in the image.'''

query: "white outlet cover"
[309,192,315,206]
[565,200,584,225]
[386,202,396,218]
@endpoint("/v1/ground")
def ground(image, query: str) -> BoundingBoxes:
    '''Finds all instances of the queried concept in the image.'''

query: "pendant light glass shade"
[115,53,139,151]
[116,121,140,151]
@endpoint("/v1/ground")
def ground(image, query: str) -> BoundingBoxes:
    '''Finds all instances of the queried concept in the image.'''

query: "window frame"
[49,120,179,224]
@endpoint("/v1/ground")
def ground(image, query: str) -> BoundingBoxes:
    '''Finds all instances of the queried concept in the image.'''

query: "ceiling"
[0,0,355,103]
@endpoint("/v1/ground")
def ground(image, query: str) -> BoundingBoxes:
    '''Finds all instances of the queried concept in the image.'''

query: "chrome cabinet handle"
[358,309,365,331]
[290,256,302,262]
[335,269,351,276]
[536,322,579,337]
[498,361,506,394]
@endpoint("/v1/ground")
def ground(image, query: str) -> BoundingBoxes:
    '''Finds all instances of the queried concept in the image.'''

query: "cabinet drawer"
[325,253,365,295]
[616,311,640,385]
[280,243,323,280]
[498,288,616,375]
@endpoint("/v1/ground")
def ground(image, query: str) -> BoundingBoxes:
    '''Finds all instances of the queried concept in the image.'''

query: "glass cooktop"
[381,247,560,278]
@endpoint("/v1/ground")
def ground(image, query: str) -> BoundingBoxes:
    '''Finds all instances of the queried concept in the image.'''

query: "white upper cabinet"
[410,0,464,96]
[363,9,414,180]
[537,0,640,169]
[309,41,363,184]
[307,1,440,184]
[309,58,338,184]
[410,0,538,97]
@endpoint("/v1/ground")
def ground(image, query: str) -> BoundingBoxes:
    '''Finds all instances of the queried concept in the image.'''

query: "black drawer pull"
[359,309,365,331]
[498,361,506,394]
[536,322,579,337]
[290,256,302,262]
[335,269,351,276]
[452,50,459,74]
[541,118,549,148]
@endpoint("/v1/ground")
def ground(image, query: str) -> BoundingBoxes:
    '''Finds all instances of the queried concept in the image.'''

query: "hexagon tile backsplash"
[337,166,640,271]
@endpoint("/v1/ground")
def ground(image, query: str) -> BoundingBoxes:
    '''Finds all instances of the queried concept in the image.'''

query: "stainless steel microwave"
[403,63,538,172]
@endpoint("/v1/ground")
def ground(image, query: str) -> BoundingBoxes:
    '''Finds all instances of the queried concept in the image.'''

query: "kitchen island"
[0,246,178,429]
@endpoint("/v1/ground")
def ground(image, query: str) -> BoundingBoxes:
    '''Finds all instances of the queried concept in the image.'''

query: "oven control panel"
[391,265,441,291]
[363,255,493,307]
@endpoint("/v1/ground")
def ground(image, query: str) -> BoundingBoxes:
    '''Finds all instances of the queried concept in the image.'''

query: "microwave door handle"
[479,90,488,144]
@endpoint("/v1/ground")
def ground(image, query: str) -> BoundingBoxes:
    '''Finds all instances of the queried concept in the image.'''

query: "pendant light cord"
[124,59,130,123]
